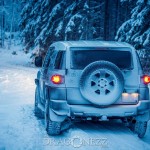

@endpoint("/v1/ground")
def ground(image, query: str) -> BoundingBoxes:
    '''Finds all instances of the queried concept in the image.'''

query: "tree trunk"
[86,0,93,40]
[1,0,5,48]
[114,0,119,37]
[104,0,109,40]
[8,0,15,49]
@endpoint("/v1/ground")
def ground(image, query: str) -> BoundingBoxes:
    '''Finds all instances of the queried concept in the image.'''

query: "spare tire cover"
[79,61,124,106]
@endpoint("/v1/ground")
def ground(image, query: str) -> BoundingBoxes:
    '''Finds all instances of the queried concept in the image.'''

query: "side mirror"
[35,56,43,67]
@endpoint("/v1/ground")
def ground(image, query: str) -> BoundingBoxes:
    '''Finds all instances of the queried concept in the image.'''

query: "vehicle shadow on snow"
[33,109,138,137]
[23,105,150,149]
[29,104,150,143]
[39,117,133,137]
[68,119,132,135]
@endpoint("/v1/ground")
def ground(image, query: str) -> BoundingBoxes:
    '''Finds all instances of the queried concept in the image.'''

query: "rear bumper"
[50,100,150,118]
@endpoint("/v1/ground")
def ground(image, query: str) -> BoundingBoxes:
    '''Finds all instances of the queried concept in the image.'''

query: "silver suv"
[34,41,150,137]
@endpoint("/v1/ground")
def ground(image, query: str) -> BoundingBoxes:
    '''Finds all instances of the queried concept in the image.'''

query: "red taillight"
[51,75,63,84]
[143,75,150,84]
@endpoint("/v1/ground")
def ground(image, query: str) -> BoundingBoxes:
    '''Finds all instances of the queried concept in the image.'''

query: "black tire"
[80,61,124,106]
[124,119,147,138]
[134,121,147,138]
[34,86,44,118]
[45,100,61,135]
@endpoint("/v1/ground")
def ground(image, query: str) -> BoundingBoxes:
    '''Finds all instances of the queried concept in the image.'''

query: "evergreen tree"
[19,0,135,52]
[20,0,39,50]
[116,0,150,72]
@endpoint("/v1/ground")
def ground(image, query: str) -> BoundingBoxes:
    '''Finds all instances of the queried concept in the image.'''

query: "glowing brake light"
[143,75,150,84]
[51,75,63,84]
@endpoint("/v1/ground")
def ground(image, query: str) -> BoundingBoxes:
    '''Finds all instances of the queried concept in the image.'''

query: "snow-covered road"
[0,49,150,150]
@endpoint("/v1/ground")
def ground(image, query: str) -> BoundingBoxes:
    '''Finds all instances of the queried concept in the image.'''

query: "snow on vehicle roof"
[51,41,133,51]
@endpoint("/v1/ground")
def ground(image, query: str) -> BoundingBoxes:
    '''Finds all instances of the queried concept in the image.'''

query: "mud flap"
[49,108,67,122]
[49,109,72,132]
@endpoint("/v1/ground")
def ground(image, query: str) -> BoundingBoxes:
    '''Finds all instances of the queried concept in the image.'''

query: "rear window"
[71,50,133,69]
[54,51,66,69]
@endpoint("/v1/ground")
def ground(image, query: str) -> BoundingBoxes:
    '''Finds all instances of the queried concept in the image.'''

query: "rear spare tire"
[79,61,124,106]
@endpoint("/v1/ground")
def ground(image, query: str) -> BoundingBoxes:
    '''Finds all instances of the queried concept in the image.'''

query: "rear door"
[65,47,139,105]
[65,47,89,104]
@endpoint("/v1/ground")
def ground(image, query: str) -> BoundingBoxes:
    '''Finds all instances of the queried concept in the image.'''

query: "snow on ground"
[0,45,150,150]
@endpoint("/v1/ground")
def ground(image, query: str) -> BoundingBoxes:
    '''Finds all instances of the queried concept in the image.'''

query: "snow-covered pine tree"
[20,0,40,51]
[35,0,71,49]
[20,0,136,56]
[116,0,150,73]
[64,0,103,40]
[65,0,88,40]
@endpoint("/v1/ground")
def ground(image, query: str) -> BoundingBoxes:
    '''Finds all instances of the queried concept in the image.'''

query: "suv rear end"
[35,41,150,137]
